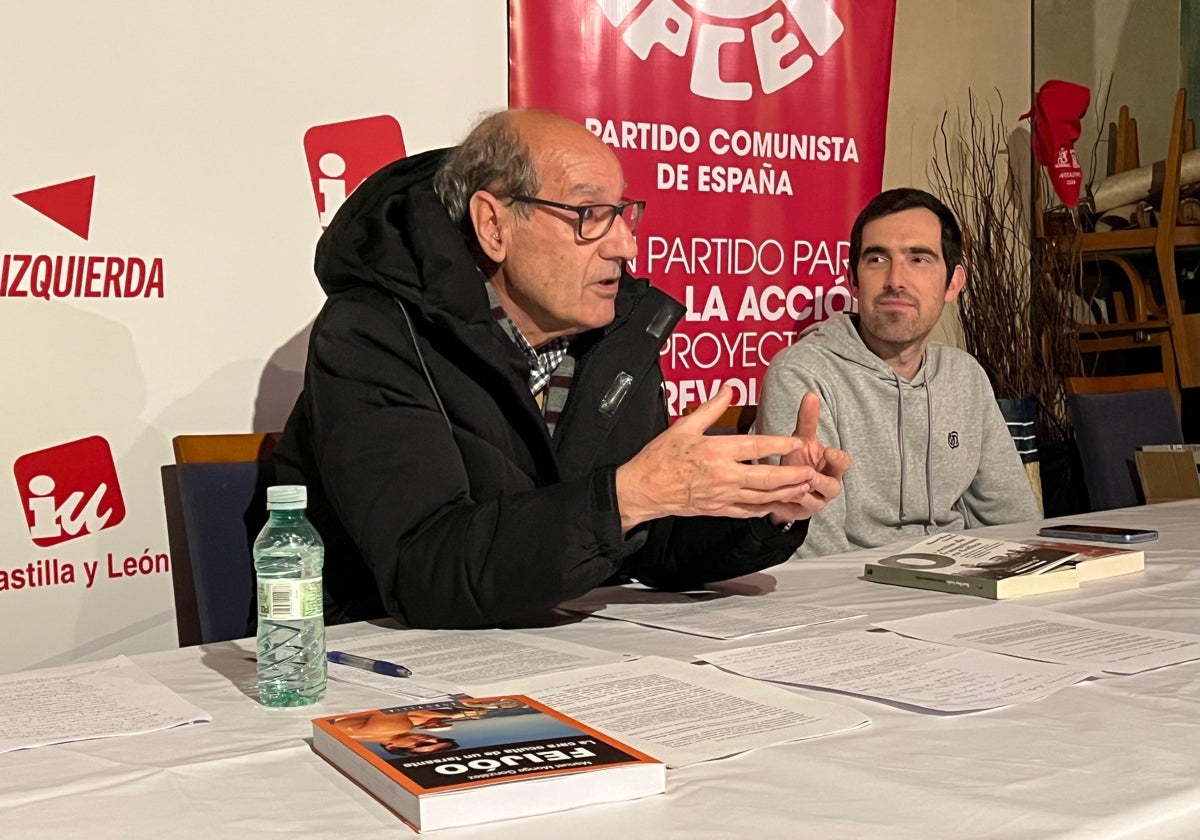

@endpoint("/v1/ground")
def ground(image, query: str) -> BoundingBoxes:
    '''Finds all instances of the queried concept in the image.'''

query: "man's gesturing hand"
[767,391,851,528]
[614,386,838,534]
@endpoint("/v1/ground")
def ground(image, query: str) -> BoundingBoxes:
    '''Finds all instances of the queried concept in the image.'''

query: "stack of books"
[863,532,1145,599]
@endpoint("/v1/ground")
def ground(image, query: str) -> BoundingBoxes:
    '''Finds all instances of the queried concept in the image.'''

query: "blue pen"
[327,650,412,678]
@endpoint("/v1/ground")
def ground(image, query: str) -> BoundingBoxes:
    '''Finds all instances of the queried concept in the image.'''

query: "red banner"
[510,0,896,413]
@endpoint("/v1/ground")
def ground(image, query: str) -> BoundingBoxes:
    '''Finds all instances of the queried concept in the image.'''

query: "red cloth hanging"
[1022,80,1091,209]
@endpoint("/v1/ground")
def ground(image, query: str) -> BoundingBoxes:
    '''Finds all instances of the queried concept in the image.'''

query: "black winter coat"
[275,149,807,628]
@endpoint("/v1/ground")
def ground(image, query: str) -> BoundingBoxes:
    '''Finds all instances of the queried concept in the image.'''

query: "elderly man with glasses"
[276,108,849,629]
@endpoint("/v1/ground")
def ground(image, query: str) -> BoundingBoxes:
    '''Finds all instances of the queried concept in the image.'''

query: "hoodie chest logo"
[947,431,961,449]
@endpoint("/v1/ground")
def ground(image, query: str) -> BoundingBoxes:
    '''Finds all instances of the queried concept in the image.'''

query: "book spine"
[864,565,997,598]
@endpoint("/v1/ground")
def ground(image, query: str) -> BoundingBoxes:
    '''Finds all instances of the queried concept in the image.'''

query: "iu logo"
[594,0,845,101]
[303,115,407,229]
[13,436,127,547]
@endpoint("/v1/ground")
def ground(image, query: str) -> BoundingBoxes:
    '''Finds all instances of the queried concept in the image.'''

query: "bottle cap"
[266,485,307,509]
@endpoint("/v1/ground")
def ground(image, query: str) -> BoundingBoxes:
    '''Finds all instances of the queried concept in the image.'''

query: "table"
[3,501,1198,839]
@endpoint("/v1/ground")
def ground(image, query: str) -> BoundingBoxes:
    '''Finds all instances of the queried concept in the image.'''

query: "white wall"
[1034,0,1183,189]
[0,1,507,673]
[884,0,1034,348]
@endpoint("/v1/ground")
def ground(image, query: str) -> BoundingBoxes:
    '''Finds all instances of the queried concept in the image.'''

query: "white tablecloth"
[2,501,1198,839]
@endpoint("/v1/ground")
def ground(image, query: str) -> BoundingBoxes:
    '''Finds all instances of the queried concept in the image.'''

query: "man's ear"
[468,190,507,263]
[944,263,966,303]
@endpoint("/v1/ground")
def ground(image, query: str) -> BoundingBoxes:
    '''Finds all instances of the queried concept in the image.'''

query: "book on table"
[863,532,1144,599]
[1027,538,1145,581]
[311,695,665,832]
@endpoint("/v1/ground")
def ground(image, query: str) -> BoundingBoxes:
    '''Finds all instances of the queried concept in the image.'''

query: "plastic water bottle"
[254,485,327,706]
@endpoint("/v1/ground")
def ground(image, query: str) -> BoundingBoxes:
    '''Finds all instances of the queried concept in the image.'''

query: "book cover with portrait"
[312,695,664,832]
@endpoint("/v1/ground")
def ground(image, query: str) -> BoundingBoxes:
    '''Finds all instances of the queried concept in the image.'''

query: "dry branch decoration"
[1032,206,1086,442]
[930,90,1080,445]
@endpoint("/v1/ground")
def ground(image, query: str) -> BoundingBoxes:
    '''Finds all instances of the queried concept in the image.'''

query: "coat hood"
[314,148,496,328]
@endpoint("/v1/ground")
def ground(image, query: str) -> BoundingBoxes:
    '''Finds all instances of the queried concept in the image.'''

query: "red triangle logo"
[14,176,96,240]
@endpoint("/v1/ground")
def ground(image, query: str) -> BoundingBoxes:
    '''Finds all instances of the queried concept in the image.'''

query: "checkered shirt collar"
[485,282,569,394]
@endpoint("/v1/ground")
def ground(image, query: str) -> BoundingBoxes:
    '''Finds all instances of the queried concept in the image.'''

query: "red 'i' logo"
[304,116,406,229]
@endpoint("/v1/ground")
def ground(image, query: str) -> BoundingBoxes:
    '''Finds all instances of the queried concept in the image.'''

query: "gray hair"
[433,110,540,225]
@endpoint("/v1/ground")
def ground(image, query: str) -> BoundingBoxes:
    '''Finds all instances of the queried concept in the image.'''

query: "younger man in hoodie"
[756,188,1038,557]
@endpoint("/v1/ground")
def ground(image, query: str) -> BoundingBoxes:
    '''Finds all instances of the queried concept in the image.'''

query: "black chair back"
[1065,375,1184,511]
[162,434,278,645]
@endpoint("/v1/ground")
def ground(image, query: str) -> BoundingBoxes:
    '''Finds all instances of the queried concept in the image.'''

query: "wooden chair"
[173,433,281,464]
[1064,373,1184,511]
[1080,90,1197,391]
[162,433,281,645]
[1109,102,1143,175]
[1134,449,1200,503]
[687,402,758,435]
[1040,89,1197,403]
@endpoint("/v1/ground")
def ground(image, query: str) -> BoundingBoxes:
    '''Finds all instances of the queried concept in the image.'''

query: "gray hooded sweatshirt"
[757,313,1039,558]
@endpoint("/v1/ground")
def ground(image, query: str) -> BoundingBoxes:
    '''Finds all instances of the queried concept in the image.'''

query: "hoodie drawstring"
[925,381,935,527]
[895,369,937,528]
[894,371,906,520]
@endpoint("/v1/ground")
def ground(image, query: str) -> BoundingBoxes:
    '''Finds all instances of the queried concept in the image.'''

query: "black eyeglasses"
[509,196,646,241]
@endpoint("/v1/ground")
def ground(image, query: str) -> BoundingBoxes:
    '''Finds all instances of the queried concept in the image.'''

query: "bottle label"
[258,577,323,621]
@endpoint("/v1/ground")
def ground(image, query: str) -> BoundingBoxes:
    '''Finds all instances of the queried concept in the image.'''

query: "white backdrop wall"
[0,1,507,673]
[1,1,1032,674]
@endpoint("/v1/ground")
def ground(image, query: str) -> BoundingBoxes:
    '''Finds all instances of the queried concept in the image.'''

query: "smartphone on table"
[1036,524,1159,544]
